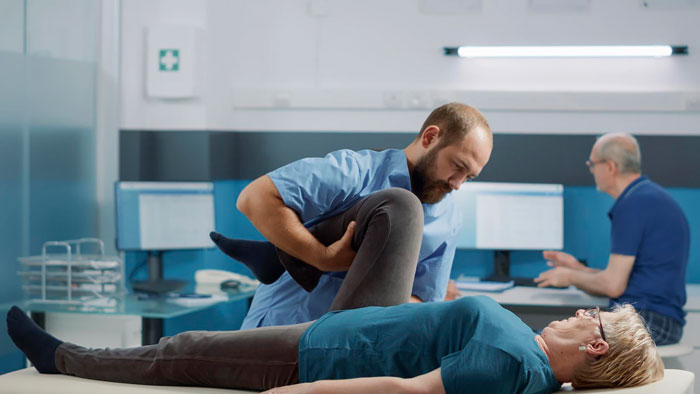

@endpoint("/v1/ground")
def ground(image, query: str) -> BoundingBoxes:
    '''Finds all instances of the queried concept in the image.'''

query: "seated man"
[535,133,689,345]
[7,299,662,393]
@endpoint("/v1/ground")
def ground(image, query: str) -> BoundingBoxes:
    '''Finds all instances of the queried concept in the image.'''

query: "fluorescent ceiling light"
[444,45,688,58]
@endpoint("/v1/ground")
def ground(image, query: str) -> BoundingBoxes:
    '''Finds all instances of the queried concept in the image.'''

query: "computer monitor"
[116,182,215,251]
[115,181,216,293]
[452,182,564,283]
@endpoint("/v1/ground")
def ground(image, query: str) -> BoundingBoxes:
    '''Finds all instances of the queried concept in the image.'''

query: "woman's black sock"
[6,306,62,374]
[209,232,285,284]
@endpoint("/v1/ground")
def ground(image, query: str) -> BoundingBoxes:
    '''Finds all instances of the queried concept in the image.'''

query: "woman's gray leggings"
[55,187,425,391]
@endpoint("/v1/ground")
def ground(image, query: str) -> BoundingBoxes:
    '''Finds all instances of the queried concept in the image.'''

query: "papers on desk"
[455,279,514,292]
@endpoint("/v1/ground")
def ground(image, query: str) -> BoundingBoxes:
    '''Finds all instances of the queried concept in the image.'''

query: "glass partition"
[0,0,100,373]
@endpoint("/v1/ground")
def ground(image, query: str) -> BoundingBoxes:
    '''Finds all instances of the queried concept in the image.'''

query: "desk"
[460,284,700,330]
[460,285,609,307]
[459,285,608,329]
[2,285,257,345]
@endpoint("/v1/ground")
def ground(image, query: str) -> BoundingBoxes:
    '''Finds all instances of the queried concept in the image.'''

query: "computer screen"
[452,182,564,250]
[115,182,216,251]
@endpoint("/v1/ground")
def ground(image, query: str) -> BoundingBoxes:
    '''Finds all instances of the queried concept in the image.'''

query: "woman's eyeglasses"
[584,306,606,342]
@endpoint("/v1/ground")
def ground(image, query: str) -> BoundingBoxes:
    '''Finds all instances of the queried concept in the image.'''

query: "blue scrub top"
[299,296,560,394]
[241,148,463,329]
[608,176,690,324]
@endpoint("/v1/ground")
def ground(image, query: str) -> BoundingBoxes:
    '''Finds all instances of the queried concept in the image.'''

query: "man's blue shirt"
[608,175,690,324]
[299,296,560,394]
[241,148,463,328]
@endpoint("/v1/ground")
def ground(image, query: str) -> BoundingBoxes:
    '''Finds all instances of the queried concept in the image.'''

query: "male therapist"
[212,103,493,328]
[536,133,689,345]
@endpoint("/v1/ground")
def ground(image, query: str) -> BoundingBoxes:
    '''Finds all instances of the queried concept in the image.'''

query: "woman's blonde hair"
[571,304,664,388]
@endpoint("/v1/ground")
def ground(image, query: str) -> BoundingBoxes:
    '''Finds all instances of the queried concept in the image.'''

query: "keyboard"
[512,277,538,287]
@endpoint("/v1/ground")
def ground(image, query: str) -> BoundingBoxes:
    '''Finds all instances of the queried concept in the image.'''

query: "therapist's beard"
[411,148,452,204]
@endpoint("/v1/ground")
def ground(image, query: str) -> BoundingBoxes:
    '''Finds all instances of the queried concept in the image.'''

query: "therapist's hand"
[316,221,357,272]
[535,266,574,288]
[444,280,460,301]
[543,251,586,270]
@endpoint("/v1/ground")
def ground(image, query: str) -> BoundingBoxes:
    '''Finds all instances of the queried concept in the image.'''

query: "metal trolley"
[18,238,124,304]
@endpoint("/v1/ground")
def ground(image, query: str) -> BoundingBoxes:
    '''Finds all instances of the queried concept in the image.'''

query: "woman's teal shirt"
[298,296,561,394]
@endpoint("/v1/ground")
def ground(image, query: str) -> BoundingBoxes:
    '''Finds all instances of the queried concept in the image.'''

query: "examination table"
[0,368,694,393]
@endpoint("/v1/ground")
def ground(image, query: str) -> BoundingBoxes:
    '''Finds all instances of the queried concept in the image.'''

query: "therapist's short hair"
[571,304,663,389]
[418,103,491,148]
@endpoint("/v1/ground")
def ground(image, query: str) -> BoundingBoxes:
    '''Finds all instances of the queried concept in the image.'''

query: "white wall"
[120,0,700,134]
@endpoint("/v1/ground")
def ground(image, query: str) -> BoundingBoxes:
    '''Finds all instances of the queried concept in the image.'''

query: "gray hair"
[596,133,642,174]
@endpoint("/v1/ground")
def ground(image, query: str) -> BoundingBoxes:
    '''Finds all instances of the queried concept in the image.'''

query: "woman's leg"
[277,187,424,309]
[56,322,311,390]
[7,304,311,391]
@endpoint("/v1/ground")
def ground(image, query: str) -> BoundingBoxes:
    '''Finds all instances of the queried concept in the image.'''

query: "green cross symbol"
[159,49,180,71]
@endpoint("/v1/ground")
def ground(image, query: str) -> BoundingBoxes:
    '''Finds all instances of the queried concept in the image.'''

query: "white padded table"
[0,368,257,393]
[556,369,694,393]
[0,368,693,393]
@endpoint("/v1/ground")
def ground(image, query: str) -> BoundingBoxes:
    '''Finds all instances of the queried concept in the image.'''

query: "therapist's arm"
[237,175,356,272]
[535,254,635,298]
[262,368,445,394]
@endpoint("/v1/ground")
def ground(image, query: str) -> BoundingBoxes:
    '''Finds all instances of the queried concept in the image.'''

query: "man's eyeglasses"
[584,306,606,342]
[585,159,607,170]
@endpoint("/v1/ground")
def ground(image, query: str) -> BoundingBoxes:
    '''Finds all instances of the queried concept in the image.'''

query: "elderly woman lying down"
[7,296,661,394]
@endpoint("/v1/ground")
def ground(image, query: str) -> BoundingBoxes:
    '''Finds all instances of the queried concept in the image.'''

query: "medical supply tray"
[17,238,125,304]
